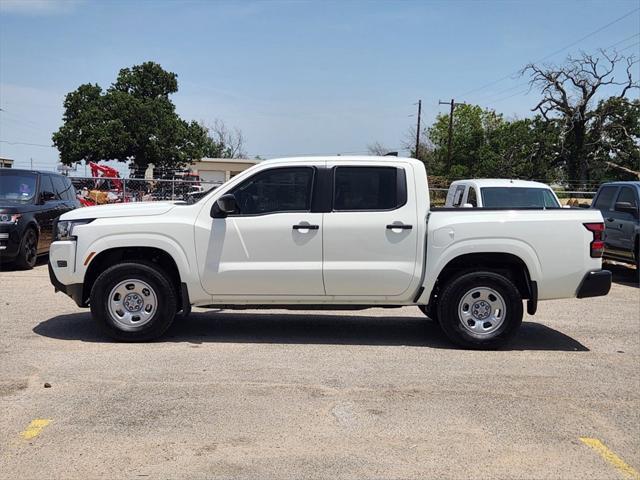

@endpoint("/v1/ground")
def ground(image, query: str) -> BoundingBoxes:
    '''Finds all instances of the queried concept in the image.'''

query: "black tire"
[437,271,523,350]
[14,228,38,270]
[90,261,177,342]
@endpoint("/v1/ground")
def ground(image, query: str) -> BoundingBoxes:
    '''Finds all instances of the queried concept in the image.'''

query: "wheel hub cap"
[123,293,144,312]
[471,300,491,320]
[107,279,158,327]
[458,287,506,335]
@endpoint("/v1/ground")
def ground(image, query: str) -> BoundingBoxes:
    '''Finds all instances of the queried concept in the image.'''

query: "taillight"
[584,222,605,258]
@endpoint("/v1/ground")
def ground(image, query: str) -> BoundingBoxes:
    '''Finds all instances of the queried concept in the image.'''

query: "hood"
[60,201,177,220]
[0,201,38,214]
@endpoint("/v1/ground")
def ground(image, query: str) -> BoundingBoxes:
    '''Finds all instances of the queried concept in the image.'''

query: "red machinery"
[78,162,126,206]
[89,161,123,192]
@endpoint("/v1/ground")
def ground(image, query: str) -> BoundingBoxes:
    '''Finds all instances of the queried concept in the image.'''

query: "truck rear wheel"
[437,271,523,349]
[90,262,177,341]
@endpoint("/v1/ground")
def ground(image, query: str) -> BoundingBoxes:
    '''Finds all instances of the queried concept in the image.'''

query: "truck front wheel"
[437,271,523,349]
[90,262,177,341]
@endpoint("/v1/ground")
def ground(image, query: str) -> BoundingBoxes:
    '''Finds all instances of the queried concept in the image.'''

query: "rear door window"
[333,167,404,211]
[594,186,618,211]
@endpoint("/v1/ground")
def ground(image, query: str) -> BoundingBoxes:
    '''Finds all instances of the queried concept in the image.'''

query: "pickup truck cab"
[445,179,561,209]
[591,181,640,274]
[49,157,611,349]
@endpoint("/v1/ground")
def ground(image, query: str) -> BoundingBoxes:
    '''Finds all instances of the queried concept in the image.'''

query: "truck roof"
[599,181,640,187]
[263,155,423,165]
[450,178,553,189]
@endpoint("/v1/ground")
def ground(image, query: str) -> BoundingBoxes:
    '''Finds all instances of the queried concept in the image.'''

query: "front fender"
[79,233,193,283]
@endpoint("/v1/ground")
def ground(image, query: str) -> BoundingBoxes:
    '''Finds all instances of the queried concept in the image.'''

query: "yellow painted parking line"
[21,419,51,440]
[580,437,640,479]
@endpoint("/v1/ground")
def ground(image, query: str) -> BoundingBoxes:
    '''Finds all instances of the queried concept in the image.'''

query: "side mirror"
[614,201,639,218]
[210,193,237,218]
[40,191,56,203]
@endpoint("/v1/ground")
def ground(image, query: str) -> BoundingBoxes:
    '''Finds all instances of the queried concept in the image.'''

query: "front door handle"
[293,224,319,230]
[606,218,614,222]
[386,224,412,230]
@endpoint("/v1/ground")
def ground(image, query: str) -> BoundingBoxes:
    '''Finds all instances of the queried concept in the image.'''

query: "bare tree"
[523,50,638,187]
[367,141,391,156]
[201,119,246,158]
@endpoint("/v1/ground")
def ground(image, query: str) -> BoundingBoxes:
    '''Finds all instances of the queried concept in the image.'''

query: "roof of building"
[198,157,258,165]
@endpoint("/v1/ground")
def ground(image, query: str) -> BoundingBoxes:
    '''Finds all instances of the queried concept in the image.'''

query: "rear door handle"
[386,224,412,230]
[293,224,319,230]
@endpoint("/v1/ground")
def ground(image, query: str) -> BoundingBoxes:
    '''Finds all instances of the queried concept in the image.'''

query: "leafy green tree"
[53,62,210,175]
[422,104,558,181]
[587,97,640,181]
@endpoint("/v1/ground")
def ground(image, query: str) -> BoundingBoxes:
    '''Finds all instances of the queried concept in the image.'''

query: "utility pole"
[414,99,422,159]
[438,99,464,170]
[30,157,33,170]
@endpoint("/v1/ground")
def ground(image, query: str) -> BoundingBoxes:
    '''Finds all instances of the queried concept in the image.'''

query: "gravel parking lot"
[0,260,638,479]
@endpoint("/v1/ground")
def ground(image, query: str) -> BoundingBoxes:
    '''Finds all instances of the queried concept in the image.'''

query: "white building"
[191,158,258,183]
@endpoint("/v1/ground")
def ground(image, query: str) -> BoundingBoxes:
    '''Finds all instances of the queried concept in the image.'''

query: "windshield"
[0,171,38,203]
[480,187,560,208]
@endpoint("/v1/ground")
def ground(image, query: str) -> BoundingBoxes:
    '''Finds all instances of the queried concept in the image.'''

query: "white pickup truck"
[445,179,562,209]
[49,156,611,349]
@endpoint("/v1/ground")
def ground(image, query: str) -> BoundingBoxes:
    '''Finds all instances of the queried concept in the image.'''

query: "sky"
[0,0,639,174]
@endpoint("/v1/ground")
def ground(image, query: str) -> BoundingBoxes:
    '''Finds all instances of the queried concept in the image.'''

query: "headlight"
[55,219,94,241]
[0,214,21,225]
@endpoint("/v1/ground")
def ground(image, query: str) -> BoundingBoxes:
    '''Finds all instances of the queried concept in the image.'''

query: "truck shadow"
[34,311,589,351]
[607,262,638,288]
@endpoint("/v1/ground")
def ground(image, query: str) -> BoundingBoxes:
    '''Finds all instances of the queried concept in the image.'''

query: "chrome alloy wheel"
[457,287,506,335]
[107,279,158,327]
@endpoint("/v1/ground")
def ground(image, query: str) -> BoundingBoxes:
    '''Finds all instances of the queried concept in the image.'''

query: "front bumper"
[48,262,86,307]
[576,269,612,299]
[0,225,20,259]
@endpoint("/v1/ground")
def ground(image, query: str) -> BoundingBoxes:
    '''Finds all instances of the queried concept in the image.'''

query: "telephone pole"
[414,99,421,159]
[438,99,464,169]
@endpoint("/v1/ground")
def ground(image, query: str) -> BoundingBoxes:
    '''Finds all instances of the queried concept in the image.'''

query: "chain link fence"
[69,176,223,205]
[67,177,596,208]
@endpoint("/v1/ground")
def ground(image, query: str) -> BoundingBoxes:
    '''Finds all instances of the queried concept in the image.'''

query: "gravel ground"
[0,260,638,479]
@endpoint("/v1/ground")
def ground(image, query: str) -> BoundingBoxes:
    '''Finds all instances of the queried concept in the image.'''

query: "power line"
[607,32,640,49]
[471,30,640,105]
[619,41,640,52]
[0,140,55,148]
[459,7,640,98]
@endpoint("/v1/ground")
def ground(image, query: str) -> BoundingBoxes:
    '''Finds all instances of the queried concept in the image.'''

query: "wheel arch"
[421,251,537,314]
[82,246,183,309]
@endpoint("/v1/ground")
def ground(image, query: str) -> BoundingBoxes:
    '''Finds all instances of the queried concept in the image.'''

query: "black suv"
[0,169,80,269]
[591,181,640,275]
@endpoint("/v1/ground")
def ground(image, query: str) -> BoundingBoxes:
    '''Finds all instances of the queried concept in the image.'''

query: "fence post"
[172,180,175,200]
[122,178,126,202]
